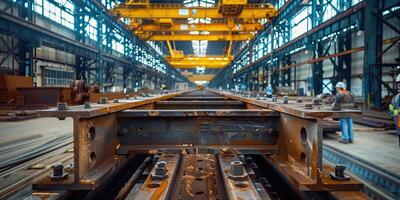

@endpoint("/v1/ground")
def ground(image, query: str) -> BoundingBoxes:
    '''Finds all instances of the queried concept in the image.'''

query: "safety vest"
[390,94,400,118]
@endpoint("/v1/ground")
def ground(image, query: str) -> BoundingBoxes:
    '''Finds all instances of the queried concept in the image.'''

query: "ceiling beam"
[144,34,253,41]
[130,23,264,32]
[111,4,277,20]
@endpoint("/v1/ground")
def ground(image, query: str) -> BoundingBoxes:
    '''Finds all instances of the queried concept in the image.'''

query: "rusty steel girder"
[33,89,365,199]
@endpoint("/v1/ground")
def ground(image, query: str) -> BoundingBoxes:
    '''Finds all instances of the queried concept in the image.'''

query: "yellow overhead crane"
[111,0,278,82]
[112,1,277,20]
[129,23,264,32]
[147,33,253,41]
[187,74,215,82]
[165,55,233,69]
[112,0,277,42]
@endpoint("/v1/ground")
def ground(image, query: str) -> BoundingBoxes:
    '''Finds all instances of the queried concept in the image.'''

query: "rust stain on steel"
[134,154,180,200]
[38,90,193,119]
[150,180,168,200]
[208,89,361,119]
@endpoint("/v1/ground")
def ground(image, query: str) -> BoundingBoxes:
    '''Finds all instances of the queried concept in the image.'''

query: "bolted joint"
[229,161,248,181]
[57,102,68,111]
[296,98,303,103]
[283,96,289,104]
[312,99,321,105]
[305,104,313,109]
[50,162,68,180]
[84,102,91,109]
[98,97,108,104]
[151,161,168,180]
[272,96,277,102]
[330,164,350,181]
[113,99,119,103]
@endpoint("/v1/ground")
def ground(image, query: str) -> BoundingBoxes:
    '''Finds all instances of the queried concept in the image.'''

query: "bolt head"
[57,102,68,110]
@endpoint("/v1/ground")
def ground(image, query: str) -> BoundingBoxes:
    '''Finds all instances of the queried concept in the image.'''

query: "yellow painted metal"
[227,40,233,57]
[218,0,248,16]
[111,4,278,19]
[166,55,232,69]
[187,74,215,82]
[145,34,253,41]
[166,41,184,59]
[130,23,264,32]
[125,0,150,8]
[166,55,233,61]
[221,0,247,5]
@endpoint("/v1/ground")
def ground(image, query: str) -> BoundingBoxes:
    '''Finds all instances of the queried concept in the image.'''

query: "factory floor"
[324,124,400,176]
[0,118,72,164]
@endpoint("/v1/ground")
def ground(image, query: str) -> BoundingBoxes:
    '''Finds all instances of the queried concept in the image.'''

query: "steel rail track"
[0,136,73,175]
[323,144,400,200]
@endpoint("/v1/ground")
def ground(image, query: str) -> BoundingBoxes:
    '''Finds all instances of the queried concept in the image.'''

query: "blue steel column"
[336,32,352,91]
[311,0,324,96]
[18,0,34,76]
[74,3,87,81]
[363,0,382,109]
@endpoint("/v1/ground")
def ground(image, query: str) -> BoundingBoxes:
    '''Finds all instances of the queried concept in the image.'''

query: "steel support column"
[363,0,383,109]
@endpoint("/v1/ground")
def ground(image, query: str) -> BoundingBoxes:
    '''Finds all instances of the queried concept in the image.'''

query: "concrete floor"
[324,124,400,176]
[0,117,72,144]
[0,118,73,163]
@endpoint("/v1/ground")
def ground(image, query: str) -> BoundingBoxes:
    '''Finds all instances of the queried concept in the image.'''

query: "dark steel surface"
[117,115,279,151]
[38,90,190,119]
[211,90,361,119]
[169,154,227,200]
[117,109,279,117]
[154,100,245,109]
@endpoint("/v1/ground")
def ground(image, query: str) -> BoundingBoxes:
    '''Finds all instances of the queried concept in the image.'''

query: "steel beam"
[131,23,264,32]
[144,34,253,41]
[112,4,277,19]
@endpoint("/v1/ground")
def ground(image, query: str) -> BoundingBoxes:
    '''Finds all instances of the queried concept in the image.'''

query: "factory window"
[322,0,338,22]
[85,16,98,41]
[43,68,74,87]
[112,33,124,54]
[37,0,74,30]
[291,7,311,39]
[274,0,287,10]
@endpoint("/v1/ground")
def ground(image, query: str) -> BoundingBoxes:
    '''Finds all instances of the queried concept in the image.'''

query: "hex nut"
[151,161,168,180]
[330,164,350,181]
[305,104,313,109]
[296,98,303,103]
[50,162,68,180]
[98,97,108,104]
[283,96,289,104]
[84,102,91,108]
[229,161,248,181]
[312,99,321,105]
[57,102,68,110]
[113,99,119,103]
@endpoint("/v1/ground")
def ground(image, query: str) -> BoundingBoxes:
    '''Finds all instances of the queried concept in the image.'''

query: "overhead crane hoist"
[111,0,277,82]
[112,1,276,41]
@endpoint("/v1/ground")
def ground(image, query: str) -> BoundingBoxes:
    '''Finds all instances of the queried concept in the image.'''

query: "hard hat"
[335,82,346,89]
[396,74,400,82]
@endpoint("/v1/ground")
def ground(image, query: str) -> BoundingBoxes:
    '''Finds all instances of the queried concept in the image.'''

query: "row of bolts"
[251,94,342,111]
[56,93,155,110]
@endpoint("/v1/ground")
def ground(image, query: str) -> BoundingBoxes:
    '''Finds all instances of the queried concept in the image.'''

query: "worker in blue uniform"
[335,82,355,144]
[265,84,273,98]
[389,74,400,147]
